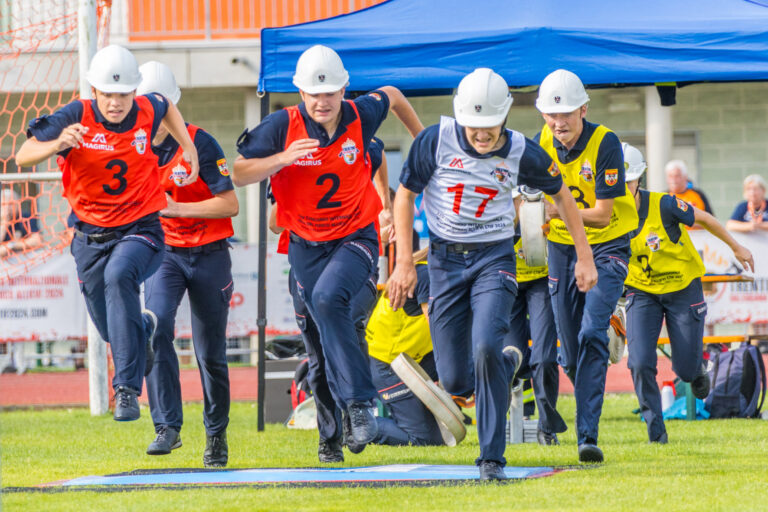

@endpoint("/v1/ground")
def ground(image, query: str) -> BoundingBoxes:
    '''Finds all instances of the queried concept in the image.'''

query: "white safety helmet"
[453,68,513,128]
[136,61,181,104]
[292,45,349,94]
[85,44,142,93]
[535,69,590,114]
[622,142,647,182]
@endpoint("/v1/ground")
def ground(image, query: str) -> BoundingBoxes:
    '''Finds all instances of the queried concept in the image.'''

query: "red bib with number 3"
[270,102,382,242]
[60,97,165,227]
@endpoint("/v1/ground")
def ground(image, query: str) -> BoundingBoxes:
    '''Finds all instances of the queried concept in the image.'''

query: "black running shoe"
[147,426,182,455]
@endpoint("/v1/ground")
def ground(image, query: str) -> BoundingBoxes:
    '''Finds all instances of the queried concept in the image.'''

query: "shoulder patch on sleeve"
[217,158,229,176]
[547,161,560,177]
[605,168,618,186]
[676,197,689,211]
[368,92,382,101]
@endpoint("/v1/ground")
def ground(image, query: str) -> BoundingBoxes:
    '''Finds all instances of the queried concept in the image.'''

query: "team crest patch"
[676,198,689,212]
[217,158,229,176]
[547,161,560,177]
[131,128,147,155]
[605,168,618,186]
[338,138,359,165]
[169,163,188,186]
[368,92,382,101]
[491,161,512,183]
[580,160,594,182]
[646,232,661,252]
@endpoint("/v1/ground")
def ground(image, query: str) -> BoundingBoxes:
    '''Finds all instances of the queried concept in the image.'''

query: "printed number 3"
[448,183,498,218]
[103,159,128,196]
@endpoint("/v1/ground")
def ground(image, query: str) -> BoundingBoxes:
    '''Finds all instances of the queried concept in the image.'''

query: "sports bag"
[705,343,766,418]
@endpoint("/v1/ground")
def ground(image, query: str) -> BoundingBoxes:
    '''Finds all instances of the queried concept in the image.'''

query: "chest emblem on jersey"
[676,197,689,212]
[491,161,512,183]
[605,168,618,186]
[217,158,230,176]
[547,161,560,177]
[338,138,359,165]
[580,160,594,182]
[646,232,661,252]
[169,163,189,186]
[131,128,147,155]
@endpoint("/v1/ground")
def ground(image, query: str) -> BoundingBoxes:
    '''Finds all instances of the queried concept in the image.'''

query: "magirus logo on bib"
[132,128,147,155]
[338,138,359,165]
[169,163,188,186]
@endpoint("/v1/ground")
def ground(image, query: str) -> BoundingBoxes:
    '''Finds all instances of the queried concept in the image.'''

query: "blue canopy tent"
[251,0,768,428]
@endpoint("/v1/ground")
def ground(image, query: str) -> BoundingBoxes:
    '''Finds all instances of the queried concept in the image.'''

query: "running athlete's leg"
[664,279,706,383]
[574,240,629,445]
[71,235,110,341]
[468,241,517,465]
[187,247,232,436]
[527,277,567,434]
[625,288,666,442]
[144,252,188,431]
[104,237,164,391]
[546,241,584,382]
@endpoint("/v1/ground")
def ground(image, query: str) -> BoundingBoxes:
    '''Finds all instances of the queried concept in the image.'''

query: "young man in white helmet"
[621,143,753,443]
[16,45,199,422]
[136,61,238,467]
[389,68,596,480]
[534,68,639,463]
[233,44,423,454]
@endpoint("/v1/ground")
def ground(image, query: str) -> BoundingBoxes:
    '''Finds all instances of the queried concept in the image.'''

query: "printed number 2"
[103,159,128,196]
[316,173,342,209]
[447,183,498,218]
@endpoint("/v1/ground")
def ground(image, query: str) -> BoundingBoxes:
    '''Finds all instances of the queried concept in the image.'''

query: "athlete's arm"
[378,86,424,138]
[161,189,239,219]
[373,151,393,236]
[162,102,199,186]
[232,138,320,187]
[551,182,597,291]
[268,204,284,235]
[388,185,419,309]
[694,207,754,272]
[546,195,614,228]
[15,124,89,167]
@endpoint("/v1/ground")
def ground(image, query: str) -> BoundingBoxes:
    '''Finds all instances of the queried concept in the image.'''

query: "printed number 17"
[448,183,498,218]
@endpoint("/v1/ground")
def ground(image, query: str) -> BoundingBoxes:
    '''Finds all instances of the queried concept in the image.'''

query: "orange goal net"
[0,0,112,283]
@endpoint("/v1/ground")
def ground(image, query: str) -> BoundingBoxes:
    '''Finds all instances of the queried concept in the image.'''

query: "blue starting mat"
[54,464,559,488]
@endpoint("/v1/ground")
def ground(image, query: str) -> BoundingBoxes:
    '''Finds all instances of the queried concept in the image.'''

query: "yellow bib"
[514,237,548,282]
[539,124,638,245]
[626,191,705,294]
[366,263,432,364]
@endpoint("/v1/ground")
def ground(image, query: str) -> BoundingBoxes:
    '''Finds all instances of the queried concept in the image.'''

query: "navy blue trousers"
[144,244,232,436]
[428,239,518,465]
[370,352,444,446]
[626,278,706,441]
[547,236,629,445]
[71,221,164,392]
[506,277,566,435]
[287,224,379,407]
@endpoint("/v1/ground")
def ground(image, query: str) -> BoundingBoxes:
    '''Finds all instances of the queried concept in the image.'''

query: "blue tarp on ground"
[260,0,768,93]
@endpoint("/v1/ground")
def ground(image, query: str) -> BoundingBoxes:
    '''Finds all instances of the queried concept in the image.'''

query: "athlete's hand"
[379,208,394,237]
[388,262,417,311]
[160,195,180,217]
[733,244,755,273]
[544,201,560,221]
[56,123,88,151]
[574,256,598,292]
[278,138,320,167]
[180,147,199,186]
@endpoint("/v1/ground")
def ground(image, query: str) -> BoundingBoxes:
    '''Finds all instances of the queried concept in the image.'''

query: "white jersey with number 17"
[423,116,524,242]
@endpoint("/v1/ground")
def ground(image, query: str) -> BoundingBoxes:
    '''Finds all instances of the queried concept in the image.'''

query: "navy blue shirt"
[633,190,694,244]
[26,94,170,233]
[534,119,625,200]
[730,200,768,223]
[153,126,233,196]
[368,136,384,179]
[236,90,390,161]
[400,121,562,196]
[402,263,430,317]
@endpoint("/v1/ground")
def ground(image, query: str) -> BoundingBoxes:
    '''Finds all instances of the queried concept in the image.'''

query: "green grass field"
[2,394,768,511]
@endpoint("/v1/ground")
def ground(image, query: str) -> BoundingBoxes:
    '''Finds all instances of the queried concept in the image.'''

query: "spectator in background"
[665,160,713,224]
[726,174,768,233]
[0,188,43,258]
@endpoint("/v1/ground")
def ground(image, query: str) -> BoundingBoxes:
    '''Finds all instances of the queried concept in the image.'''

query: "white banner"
[689,230,768,325]
[0,243,298,341]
